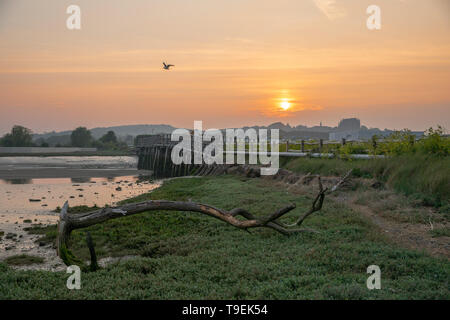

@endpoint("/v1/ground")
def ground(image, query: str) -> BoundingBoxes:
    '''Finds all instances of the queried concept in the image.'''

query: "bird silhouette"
[163,62,174,70]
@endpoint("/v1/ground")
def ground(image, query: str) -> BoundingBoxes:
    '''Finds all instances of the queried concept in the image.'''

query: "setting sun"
[280,101,291,111]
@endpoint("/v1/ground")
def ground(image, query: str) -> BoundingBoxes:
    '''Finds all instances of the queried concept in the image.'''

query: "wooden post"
[301,140,305,152]
[342,138,346,146]
[286,140,289,152]
[319,139,323,152]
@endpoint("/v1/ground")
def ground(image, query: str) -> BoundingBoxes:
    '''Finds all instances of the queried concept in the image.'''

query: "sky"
[0,0,449,134]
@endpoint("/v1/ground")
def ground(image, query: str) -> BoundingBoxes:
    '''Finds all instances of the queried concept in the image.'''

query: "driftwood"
[85,231,99,271]
[56,171,351,268]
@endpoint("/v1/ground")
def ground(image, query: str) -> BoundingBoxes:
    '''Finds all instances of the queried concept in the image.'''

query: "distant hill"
[89,124,176,139]
[31,120,423,145]
[33,124,177,144]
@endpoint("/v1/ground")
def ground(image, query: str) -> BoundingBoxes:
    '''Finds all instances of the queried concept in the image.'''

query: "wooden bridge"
[135,134,226,178]
[134,134,385,178]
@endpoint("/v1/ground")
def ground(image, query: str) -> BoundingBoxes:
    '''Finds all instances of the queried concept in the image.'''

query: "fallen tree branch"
[286,169,352,227]
[56,170,352,267]
[86,231,99,271]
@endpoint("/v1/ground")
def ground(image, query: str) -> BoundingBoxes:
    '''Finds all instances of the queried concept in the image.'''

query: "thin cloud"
[313,0,347,20]
[261,103,324,118]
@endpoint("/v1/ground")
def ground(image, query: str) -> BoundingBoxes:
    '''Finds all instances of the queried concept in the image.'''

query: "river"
[0,156,159,268]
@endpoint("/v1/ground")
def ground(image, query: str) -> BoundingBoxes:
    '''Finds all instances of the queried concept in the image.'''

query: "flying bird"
[163,62,174,70]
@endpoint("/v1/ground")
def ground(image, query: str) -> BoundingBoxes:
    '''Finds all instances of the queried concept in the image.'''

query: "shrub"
[417,126,449,157]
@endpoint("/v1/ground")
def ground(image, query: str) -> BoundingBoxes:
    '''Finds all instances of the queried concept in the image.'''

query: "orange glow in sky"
[0,0,449,133]
[280,100,291,111]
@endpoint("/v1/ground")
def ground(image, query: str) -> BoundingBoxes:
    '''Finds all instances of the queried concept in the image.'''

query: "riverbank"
[1,174,449,299]
[280,154,450,209]
[0,150,132,157]
[0,155,150,180]
[0,168,150,180]
[0,155,161,271]
[0,176,160,270]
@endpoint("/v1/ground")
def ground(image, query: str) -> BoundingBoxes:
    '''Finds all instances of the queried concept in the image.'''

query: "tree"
[96,130,129,151]
[56,170,352,268]
[0,125,33,147]
[70,127,92,147]
[99,131,117,144]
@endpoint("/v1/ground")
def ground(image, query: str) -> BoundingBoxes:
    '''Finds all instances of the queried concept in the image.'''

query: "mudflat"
[0,156,151,180]
[0,168,151,179]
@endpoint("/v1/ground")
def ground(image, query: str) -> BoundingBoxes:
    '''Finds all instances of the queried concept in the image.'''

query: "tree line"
[0,125,128,151]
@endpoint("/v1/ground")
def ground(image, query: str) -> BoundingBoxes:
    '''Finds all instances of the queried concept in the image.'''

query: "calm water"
[0,176,159,216]
[0,157,159,261]
[0,155,138,169]
[0,156,158,216]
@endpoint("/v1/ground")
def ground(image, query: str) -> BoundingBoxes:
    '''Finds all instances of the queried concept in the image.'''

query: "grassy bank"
[1,175,449,299]
[281,154,450,210]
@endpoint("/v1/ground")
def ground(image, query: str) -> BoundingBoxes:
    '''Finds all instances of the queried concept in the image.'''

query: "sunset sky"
[0,0,449,134]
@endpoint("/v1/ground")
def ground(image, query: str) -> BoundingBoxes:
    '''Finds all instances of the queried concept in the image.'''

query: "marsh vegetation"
[1,173,448,299]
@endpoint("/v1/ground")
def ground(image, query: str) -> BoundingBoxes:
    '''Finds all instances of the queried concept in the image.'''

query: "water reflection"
[0,175,153,185]
[71,177,92,184]
[2,178,32,184]
[0,175,159,216]
[0,156,138,168]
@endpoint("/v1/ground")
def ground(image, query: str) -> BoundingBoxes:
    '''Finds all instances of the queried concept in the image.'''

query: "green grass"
[281,129,450,157]
[281,154,450,209]
[430,227,450,238]
[0,175,449,299]
[354,190,421,224]
[4,255,45,266]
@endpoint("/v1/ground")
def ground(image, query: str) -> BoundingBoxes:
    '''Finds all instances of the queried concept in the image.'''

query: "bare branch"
[56,171,352,267]
[286,170,352,227]
[329,169,352,193]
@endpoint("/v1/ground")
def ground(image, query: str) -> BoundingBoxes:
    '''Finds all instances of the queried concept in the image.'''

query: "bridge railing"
[135,134,174,147]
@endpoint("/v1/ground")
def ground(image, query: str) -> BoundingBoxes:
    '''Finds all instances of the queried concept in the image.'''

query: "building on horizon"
[329,118,361,141]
